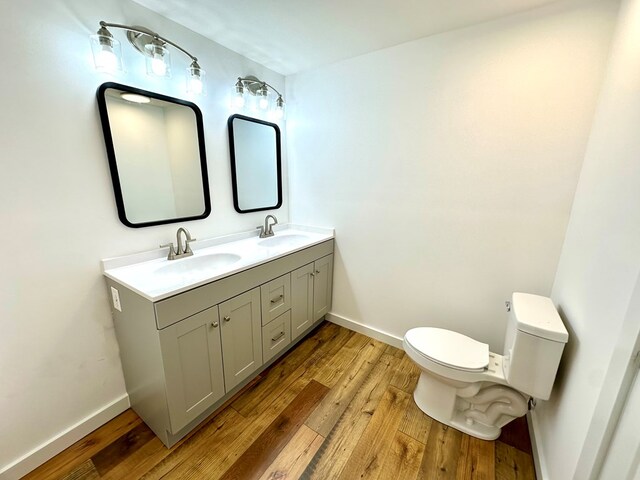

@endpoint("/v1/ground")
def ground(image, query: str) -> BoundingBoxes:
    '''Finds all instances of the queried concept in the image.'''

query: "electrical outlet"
[111,286,122,312]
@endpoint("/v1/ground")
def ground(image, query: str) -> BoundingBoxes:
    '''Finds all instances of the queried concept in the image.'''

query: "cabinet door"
[313,254,334,321]
[260,273,291,326]
[219,288,263,391]
[159,306,225,434]
[291,262,314,341]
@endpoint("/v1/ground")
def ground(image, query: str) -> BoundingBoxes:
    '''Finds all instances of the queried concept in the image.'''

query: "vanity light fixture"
[90,21,206,95]
[234,76,285,119]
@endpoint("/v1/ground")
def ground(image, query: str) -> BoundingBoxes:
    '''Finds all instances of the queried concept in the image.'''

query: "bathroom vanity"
[101,226,333,447]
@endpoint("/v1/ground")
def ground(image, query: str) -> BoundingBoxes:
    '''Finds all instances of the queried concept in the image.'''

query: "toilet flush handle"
[505,301,511,312]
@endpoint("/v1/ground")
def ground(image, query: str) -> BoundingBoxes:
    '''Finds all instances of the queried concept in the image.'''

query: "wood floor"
[25,322,536,480]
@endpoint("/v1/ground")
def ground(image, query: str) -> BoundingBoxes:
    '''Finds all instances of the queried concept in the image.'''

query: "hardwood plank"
[456,434,496,480]
[140,406,246,480]
[498,416,533,455]
[232,322,353,418]
[23,409,142,480]
[219,380,329,480]
[377,431,426,480]
[419,421,464,479]
[60,459,100,480]
[100,436,167,480]
[399,397,433,444]
[384,344,405,358]
[495,441,536,480]
[389,353,421,393]
[305,337,386,436]
[91,422,156,475]
[306,354,400,479]
[312,332,375,388]
[337,386,411,479]
[257,425,323,480]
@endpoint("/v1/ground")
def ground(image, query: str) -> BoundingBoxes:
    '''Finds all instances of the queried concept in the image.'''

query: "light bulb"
[259,95,269,110]
[233,93,246,109]
[274,107,284,120]
[145,41,171,77]
[151,54,167,76]
[96,46,117,72]
[190,77,203,95]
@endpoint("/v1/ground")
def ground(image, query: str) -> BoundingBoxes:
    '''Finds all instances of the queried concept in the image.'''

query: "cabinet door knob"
[223,316,231,322]
[310,272,315,277]
[315,270,320,274]
[211,321,219,328]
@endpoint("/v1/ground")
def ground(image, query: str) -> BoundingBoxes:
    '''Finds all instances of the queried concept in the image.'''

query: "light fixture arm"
[237,76,282,98]
[99,21,198,62]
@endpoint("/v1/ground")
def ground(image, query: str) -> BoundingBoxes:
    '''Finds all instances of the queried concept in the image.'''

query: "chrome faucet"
[258,215,278,238]
[161,227,196,260]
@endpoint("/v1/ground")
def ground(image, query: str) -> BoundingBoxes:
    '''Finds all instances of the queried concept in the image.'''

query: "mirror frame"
[96,82,211,228]
[228,114,282,214]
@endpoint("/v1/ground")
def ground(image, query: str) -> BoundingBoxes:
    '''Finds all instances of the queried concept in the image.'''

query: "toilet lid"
[405,327,489,372]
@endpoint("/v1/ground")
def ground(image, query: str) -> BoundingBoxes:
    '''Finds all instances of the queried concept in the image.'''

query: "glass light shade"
[233,91,246,109]
[187,67,206,95]
[144,43,171,77]
[90,34,123,73]
[273,96,285,120]
[258,95,269,110]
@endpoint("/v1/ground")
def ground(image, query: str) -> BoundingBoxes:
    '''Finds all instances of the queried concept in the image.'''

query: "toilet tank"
[502,293,569,400]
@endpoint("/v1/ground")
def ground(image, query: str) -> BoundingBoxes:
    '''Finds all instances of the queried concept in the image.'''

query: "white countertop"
[102,224,334,302]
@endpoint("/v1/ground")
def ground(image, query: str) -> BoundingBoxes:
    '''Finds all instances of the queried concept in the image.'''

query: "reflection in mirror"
[97,82,211,228]
[228,114,282,213]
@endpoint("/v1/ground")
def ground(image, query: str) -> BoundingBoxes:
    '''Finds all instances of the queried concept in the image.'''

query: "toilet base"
[413,390,502,440]
[413,371,527,441]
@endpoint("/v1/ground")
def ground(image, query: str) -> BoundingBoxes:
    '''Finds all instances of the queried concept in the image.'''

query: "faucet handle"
[184,237,196,255]
[160,243,177,260]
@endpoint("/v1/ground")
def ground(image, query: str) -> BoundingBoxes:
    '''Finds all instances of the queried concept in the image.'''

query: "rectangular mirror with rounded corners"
[228,114,282,213]
[97,82,211,228]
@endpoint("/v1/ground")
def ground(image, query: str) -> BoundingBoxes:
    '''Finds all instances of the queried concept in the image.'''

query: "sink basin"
[156,253,241,276]
[258,234,310,248]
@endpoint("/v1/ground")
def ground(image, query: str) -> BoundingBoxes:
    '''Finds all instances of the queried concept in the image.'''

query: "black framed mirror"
[97,82,211,228]
[228,114,282,213]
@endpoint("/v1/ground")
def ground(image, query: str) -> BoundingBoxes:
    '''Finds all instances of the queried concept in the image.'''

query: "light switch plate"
[111,286,122,312]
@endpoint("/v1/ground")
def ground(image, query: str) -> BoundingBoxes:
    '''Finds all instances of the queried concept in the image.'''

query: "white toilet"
[403,292,568,440]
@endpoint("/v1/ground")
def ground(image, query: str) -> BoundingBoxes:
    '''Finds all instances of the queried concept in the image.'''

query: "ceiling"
[132,0,563,75]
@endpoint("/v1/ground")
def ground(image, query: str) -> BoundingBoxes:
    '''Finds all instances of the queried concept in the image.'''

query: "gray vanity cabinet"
[106,239,334,448]
[291,254,334,340]
[219,288,262,391]
[159,306,225,433]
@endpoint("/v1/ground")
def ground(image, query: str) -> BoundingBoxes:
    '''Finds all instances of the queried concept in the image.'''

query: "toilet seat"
[404,327,489,372]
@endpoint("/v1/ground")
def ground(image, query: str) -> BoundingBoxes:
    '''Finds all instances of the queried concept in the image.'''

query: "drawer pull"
[272,331,285,342]
[223,316,231,322]
[270,294,284,304]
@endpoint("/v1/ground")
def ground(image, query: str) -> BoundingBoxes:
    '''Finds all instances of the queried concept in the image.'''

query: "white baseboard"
[528,410,550,480]
[0,394,130,480]
[326,312,404,349]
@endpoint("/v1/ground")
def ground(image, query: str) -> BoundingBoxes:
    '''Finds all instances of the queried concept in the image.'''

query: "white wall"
[0,0,286,475]
[533,0,640,477]
[286,0,618,352]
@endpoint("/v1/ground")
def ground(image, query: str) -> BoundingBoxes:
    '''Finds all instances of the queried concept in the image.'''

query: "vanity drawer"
[262,310,291,364]
[260,273,291,326]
